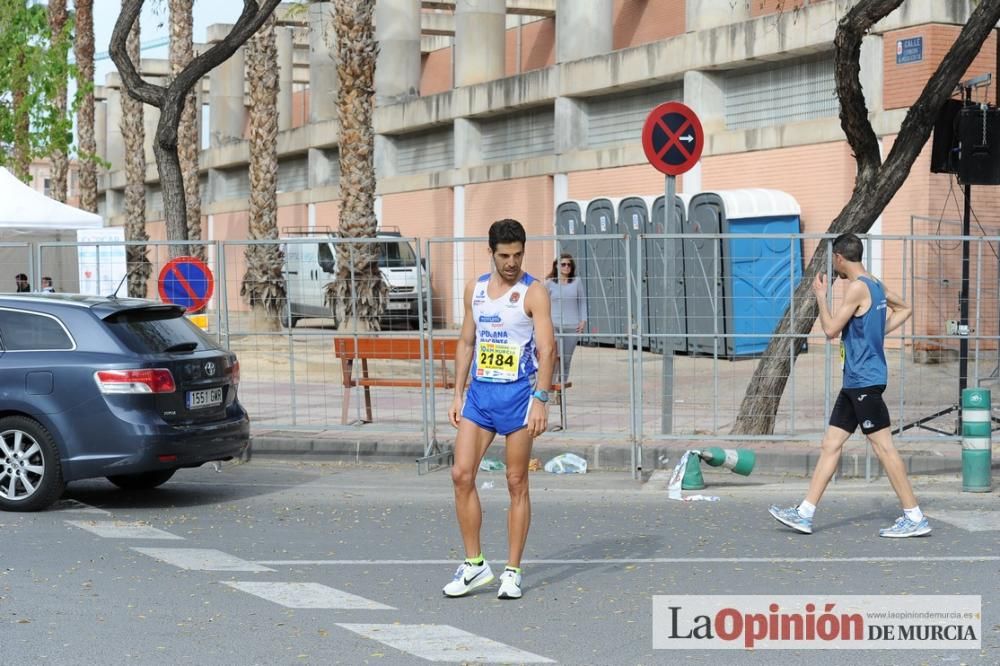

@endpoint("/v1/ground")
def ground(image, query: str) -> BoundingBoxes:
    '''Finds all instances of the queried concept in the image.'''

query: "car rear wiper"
[163,342,199,353]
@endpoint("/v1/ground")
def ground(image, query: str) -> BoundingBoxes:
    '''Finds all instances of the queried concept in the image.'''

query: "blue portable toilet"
[684,189,803,358]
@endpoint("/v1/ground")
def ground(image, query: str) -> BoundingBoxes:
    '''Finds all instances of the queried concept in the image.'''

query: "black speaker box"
[930,99,962,174]
[958,105,1000,186]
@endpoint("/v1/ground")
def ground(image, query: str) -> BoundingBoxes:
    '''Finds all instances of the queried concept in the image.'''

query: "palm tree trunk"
[327,0,385,332]
[122,17,151,298]
[169,0,204,260]
[47,0,69,202]
[74,0,97,212]
[242,14,285,332]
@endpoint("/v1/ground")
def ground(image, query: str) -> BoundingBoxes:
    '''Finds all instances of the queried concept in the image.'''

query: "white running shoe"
[497,568,522,599]
[442,560,494,597]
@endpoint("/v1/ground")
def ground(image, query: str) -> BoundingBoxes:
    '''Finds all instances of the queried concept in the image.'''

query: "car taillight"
[232,360,240,387]
[94,369,176,394]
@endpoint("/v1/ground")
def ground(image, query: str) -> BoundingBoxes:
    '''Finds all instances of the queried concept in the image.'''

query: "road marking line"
[336,623,554,663]
[66,520,184,540]
[256,556,1000,566]
[133,548,275,572]
[51,500,110,515]
[223,582,395,610]
[929,510,1000,532]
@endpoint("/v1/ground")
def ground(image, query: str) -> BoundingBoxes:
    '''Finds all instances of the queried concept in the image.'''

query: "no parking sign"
[157,256,215,313]
[641,101,704,177]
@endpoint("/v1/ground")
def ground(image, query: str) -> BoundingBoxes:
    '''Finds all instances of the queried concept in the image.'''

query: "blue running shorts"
[461,377,533,436]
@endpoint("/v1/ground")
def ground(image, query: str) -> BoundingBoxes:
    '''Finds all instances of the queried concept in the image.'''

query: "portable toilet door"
[649,194,688,354]
[683,193,727,356]
[554,200,588,284]
[618,196,653,349]
[554,200,589,340]
[582,197,623,346]
[686,189,803,358]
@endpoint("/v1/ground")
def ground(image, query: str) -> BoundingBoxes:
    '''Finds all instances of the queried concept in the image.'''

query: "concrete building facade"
[94,0,1000,342]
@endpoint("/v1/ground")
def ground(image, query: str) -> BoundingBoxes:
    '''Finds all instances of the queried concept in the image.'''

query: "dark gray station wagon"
[0,294,250,511]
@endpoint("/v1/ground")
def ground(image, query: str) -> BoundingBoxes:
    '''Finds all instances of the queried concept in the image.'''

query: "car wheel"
[0,416,65,512]
[106,469,177,490]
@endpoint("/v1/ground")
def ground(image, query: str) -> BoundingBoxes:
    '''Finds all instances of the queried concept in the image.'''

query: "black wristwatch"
[532,389,549,403]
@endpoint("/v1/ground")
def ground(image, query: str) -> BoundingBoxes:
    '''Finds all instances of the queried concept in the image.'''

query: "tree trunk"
[241,14,285,332]
[169,0,204,260]
[109,0,283,256]
[327,0,386,332]
[152,105,190,258]
[733,0,1000,435]
[122,16,151,298]
[74,0,97,213]
[48,0,69,203]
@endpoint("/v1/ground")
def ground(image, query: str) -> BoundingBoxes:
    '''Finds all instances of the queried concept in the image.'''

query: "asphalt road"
[1,459,997,665]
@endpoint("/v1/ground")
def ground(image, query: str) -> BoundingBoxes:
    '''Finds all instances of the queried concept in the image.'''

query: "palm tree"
[241,13,285,331]
[168,0,204,259]
[122,17,151,298]
[74,0,97,212]
[325,0,385,331]
[47,0,69,202]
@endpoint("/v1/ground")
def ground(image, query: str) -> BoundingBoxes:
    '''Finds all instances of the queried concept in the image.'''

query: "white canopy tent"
[0,167,116,294]
[0,166,102,231]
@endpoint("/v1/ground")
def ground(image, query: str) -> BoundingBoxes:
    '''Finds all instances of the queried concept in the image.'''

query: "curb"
[250,434,990,479]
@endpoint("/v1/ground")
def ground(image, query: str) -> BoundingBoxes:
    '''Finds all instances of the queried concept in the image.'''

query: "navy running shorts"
[461,377,533,436]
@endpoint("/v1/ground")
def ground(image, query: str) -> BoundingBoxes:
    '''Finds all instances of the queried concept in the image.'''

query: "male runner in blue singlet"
[444,219,556,599]
[770,233,930,537]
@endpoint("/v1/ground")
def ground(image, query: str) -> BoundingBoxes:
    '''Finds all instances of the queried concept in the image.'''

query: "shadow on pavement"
[54,464,320,511]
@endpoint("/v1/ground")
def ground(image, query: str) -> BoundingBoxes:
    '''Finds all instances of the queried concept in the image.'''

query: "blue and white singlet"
[470,272,538,383]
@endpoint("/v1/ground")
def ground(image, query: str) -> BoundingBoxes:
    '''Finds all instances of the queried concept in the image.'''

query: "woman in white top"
[545,253,587,390]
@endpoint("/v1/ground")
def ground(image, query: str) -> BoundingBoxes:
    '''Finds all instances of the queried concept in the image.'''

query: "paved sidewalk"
[250,427,991,479]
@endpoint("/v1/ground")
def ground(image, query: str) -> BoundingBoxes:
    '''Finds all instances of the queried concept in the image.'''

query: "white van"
[282,228,432,328]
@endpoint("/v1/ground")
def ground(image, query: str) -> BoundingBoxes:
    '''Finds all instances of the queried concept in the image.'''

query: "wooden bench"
[333,336,459,425]
[332,336,572,427]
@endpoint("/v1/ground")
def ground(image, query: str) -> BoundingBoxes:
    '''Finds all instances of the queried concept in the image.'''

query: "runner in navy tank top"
[769,233,931,538]
[444,219,556,600]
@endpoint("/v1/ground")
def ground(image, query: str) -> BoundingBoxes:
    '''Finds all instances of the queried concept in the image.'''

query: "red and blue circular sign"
[641,101,704,176]
[157,256,215,313]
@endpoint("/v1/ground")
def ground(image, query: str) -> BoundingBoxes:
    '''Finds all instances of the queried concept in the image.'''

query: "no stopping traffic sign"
[641,101,704,176]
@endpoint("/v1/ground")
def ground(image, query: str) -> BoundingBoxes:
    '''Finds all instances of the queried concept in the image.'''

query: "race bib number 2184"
[477,341,520,381]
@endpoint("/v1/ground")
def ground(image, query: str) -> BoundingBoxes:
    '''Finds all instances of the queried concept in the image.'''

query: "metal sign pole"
[641,100,703,436]
[662,174,675,434]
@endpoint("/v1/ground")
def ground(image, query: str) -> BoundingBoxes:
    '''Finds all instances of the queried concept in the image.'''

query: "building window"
[724,54,838,130]
[479,107,555,163]
[395,127,454,175]
[585,82,684,149]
